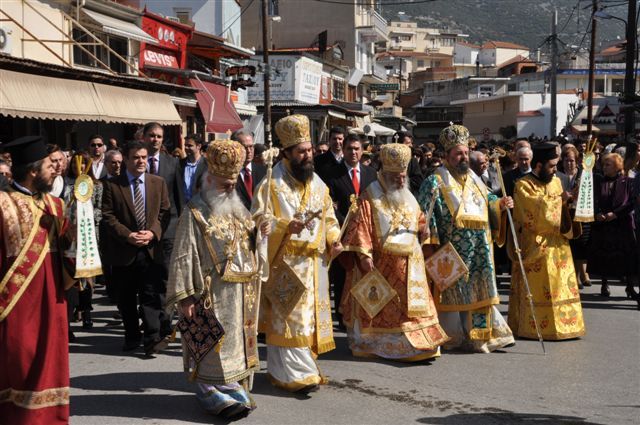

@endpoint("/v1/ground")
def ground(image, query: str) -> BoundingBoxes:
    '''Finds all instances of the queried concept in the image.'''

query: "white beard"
[201,175,251,221]
[381,175,414,208]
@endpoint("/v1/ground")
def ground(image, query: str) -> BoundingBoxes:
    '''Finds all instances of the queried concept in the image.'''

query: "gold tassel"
[214,335,225,353]
[189,363,199,382]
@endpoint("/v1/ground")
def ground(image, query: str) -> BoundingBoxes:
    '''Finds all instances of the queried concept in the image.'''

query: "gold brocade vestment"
[340,181,449,360]
[508,174,586,340]
[166,196,260,384]
[252,160,340,354]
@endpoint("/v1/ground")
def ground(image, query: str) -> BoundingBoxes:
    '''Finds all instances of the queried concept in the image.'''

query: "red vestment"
[0,191,69,425]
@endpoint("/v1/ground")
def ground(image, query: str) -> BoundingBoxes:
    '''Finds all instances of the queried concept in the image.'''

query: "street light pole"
[551,9,558,138]
[623,0,637,140]
[262,0,272,146]
[587,0,598,136]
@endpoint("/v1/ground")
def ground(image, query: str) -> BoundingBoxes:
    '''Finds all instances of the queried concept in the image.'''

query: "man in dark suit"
[99,149,123,304]
[101,141,170,354]
[179,134,207,203]
[102,149,123,181]
[142,122,184,275]
[326,134,377,224]
[503,146,532,196]
[314,126,345,183]
[89,134,108,180]
[394,132,424,195]
[470,150,500,194]
[231,129,266,211]
[325,135,376,328]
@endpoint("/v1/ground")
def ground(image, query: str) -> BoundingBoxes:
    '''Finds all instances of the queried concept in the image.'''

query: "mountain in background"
[381,0,628,54]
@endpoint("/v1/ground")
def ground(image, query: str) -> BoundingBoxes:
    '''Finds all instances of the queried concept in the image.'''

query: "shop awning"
[0,69,181,125]
[93,83,182,125]
[83,9,158,45]
[189,79,243,133]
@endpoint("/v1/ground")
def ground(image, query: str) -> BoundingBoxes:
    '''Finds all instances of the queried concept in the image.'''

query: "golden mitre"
[275,114,311,149]
[440,123,470,152]
[379,143,411,173]
[205,139,246,180]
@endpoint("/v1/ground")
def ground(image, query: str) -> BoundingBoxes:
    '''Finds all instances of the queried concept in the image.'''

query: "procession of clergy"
[0,115,585,423]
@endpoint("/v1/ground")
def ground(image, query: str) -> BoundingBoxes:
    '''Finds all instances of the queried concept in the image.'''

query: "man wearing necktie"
[231,130,266,211]
[101,140,170,355]
[325,135,377,329]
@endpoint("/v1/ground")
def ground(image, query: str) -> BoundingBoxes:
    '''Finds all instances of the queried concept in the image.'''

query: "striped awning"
[0,69,182,125]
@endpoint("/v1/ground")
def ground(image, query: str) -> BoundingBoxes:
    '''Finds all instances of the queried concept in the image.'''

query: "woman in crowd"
[588,153,637,302]
[64,151,103,331]
[562,146,592,289]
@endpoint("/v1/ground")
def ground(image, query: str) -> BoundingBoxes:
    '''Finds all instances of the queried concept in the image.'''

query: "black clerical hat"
[0,136,49,166]
[532,142,559,167]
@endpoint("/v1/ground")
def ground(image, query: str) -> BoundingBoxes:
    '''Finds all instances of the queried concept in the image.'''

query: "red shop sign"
[141,14,191,52]
[142,47,179,69]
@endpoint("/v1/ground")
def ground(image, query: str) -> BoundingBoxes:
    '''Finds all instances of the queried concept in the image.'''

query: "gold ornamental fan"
[74,174,94,203]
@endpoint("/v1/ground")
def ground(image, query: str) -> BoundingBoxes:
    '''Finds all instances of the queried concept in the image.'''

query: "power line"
[217,0,256,39]
[559,0,581,34]
[308,0,438,5]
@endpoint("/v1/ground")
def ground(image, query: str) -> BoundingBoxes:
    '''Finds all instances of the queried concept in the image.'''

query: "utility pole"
[587,0,598,136]
[262,0,272,146]
[398,58,403,99]
[623,0,637,140]
[551,9,558,138]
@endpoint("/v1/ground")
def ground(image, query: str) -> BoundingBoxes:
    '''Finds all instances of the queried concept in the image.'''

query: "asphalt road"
[69,277,639,425]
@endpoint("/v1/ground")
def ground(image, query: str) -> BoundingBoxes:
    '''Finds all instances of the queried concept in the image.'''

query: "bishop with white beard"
[338,143,449,362]
[166,139,268,420]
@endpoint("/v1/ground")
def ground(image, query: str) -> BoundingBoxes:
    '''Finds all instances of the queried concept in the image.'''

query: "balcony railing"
[370,62,387,80]
[390,41,416,50]
[357,7,388,40]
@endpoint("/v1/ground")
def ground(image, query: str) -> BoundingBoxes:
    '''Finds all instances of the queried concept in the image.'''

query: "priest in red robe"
[0,136,71,425]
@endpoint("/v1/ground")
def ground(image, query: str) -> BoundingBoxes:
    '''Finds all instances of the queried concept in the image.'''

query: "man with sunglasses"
[89,135,107,179]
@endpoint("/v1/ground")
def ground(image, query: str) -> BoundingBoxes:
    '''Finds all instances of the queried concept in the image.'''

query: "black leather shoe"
[82,311,93,330]
[122,340,141,352]
[144,338,162,357]
[625,285,638,299]
[600,283,610,297]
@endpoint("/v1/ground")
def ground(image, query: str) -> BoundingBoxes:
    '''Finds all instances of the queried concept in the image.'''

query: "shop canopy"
[0,69,182,125]
[189,78,243,134]
[83,9,158,45]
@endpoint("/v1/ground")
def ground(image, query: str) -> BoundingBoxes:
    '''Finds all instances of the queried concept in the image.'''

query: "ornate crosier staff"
[327,194,359,269]
[251,142,279,390]
[491,148,546,355]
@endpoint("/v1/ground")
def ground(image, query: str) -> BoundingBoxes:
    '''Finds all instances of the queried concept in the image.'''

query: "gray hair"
[104,150,122,162]
[516,146,533,157]
[230,129,254,142]
[469,150,486,165]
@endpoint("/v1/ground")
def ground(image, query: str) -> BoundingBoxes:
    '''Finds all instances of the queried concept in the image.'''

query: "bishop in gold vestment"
[508,143,585,340]
[418,125,515,353]
[252,115,342,393]
[166,140,263,419]
[340,143,448,361]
